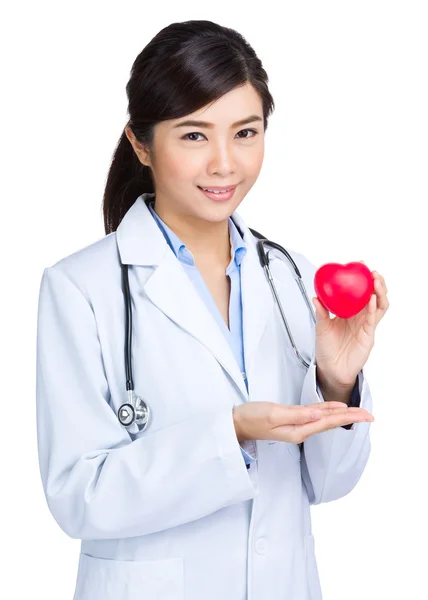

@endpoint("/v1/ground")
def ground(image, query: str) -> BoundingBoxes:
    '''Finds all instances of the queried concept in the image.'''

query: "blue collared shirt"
[147,199,257,467]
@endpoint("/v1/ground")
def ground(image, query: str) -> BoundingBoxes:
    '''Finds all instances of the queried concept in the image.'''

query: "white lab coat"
[36,194,372,600]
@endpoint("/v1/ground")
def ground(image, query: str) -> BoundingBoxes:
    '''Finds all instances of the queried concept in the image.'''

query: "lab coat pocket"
[73,553,184,600]
[304,534,323,600]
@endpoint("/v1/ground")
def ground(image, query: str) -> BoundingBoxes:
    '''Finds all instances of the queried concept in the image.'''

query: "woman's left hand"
[312,265,389,388]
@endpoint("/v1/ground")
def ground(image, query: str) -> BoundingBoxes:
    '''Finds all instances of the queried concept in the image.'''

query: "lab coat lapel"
[116,194,275,401]
[231,210,276,385]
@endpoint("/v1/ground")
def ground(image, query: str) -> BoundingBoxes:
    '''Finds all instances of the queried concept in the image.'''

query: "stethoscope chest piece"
[118,403,135,427]
[117,394,151,432]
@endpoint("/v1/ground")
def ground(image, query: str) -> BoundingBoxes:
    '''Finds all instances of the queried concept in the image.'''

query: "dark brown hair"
[102,20,275,234]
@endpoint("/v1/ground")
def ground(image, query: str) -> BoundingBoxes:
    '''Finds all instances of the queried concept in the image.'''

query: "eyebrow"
[172,114,263,129]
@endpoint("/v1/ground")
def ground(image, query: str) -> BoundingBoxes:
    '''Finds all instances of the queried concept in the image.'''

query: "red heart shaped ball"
[314,262,374,319]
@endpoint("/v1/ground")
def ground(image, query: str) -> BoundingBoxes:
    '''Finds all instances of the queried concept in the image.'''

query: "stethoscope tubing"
[118,225,317,431]
[122,258,134,393]
[253,234,317,369]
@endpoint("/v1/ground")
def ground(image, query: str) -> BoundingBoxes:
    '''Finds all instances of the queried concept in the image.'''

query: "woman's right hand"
[232,401,374,444]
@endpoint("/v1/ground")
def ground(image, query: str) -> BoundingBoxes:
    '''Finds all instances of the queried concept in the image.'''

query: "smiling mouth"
[197,185,238,193]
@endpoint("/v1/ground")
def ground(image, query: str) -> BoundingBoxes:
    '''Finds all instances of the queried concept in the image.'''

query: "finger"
[299,407,373,424]
[346,407,373,416]
[373,276,390,318]
[307,401,353,409]
[271,405,333,427]
[364,293,377,334]
[271,404,349,430]
[287,402,348,411]
[312,406,372,418]
[306,401,372,415]
[292,410,374,439]
[363,263,388,297]
[290,403,370,416]
[373,270,388,294]
[312,297,330,324]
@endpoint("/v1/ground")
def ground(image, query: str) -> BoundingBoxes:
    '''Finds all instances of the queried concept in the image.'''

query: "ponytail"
[102,125,154,234]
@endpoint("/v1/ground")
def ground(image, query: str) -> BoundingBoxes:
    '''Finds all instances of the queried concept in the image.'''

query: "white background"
[2,1,427,598]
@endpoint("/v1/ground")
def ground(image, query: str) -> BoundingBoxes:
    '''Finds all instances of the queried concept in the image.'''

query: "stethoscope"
[117,224,317,432]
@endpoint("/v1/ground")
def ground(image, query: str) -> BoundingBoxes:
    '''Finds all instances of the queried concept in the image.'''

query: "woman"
[36,19,388,600]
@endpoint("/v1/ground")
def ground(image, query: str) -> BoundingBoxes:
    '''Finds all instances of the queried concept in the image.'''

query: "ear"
[124,126,152,168]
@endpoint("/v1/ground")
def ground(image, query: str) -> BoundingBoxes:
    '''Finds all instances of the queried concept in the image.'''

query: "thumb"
[312,296,329,322]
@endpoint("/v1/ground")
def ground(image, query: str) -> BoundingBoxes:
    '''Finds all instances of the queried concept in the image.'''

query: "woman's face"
[126,82,265,226]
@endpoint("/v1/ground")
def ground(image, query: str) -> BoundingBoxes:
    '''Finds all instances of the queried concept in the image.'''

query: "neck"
[152,199,232,267]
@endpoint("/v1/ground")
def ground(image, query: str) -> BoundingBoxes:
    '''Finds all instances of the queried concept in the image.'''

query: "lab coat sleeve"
[295,253,373,505]
[36,266,258,541]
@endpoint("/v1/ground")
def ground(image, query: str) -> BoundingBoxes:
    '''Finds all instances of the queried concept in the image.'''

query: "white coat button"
[255,538,267,555]
[242,372,247,379]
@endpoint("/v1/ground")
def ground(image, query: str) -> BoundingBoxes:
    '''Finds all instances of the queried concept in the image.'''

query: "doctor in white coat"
[35,20,389,600]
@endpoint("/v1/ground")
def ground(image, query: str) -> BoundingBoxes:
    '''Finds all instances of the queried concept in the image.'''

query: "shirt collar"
[147,199,247,267]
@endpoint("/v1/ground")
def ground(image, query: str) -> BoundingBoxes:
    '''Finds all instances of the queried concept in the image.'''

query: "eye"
[238,129,258,140]
[237,128,258,139]
[181,128,258,142]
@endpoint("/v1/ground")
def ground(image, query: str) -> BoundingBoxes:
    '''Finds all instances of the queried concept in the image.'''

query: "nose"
[208,140,237,175]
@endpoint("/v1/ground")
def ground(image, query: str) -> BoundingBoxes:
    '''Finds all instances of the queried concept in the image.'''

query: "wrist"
[316,369,355,404]
[232,407,246,443]
[316,364,356,391]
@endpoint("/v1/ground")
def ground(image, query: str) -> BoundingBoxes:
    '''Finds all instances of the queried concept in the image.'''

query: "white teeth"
[201,187,232,194]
